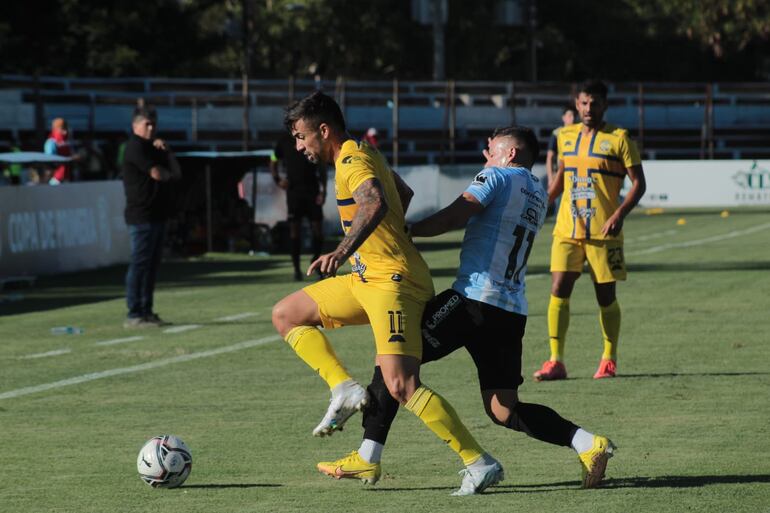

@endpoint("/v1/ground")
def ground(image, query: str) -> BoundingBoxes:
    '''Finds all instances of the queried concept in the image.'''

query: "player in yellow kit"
[271,91,503,495]
[534,80,646,381]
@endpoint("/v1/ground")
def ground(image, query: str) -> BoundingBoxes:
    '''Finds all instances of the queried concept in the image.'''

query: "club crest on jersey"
[472,173,487,185]
[599,140,612,152]
[391,274,402,282]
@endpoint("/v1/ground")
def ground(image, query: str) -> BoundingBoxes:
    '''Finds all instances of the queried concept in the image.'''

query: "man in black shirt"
[122,105,181,328]
[270,130,327,281]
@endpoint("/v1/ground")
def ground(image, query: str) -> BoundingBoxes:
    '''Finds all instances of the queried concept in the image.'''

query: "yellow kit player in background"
[534,80,646,381]
[271,91,503,495]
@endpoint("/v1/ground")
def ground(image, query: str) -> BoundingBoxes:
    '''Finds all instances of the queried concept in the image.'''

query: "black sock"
[505,402,579,447]
[290,235,301,272]
[311,235,323,263]
[362,366,400,444]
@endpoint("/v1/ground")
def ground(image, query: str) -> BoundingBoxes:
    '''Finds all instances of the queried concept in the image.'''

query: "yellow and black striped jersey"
[555,123,641,240]
[334,139,433,299]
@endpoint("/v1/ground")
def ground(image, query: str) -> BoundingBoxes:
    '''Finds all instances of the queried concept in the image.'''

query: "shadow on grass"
[628,262,770,273]
[0,257,288,317]
[371,474,770,493]
[618,371,770,378]
[182,483,282,489]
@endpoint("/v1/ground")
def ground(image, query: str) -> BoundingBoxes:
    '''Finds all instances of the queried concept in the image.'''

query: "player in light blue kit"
[317,126,616,491]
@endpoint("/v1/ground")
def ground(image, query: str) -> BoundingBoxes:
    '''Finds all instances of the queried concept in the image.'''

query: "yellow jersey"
[555,123,641,240]
[334,139,433,300]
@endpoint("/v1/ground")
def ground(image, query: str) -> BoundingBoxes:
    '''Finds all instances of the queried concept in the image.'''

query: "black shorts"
[287,194,323,222]
[421,289,526,390]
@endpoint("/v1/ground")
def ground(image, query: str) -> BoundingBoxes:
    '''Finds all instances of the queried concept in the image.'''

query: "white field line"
[625,229,678,244]
[95,336,145,347]
[163,324,202,334]
[0,335,281,401]
[628,222,770,256]
[19,348,71,360]
[215,312,259,322]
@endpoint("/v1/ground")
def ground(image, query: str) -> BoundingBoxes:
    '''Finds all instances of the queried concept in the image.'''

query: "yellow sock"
[285,326,351,389]
[404,385,484,466]
[599,300,621,360]
[547,295,570,361]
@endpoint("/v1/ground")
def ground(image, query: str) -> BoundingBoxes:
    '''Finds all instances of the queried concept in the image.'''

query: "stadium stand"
[2,75,770,166]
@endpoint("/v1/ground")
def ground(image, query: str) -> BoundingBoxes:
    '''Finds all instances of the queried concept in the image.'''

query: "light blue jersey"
[452,166,547,315]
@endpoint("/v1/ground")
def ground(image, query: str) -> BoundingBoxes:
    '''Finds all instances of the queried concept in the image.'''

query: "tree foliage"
[0,0,767,81]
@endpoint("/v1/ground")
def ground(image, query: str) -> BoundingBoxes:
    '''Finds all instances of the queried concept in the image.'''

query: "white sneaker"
[312,379,369,437]
[451,457,504,496]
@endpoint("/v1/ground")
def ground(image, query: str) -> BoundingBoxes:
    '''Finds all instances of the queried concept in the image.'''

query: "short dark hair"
[284,91,346,133]
[578,80,608,100]
[563,105,579,117]
[491,125,540,167]
[132,105,157,123]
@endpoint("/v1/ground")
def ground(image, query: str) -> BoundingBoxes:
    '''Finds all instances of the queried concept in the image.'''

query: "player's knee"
[383,376,410,405]
[486,405,509,426]
[271,299,293,337]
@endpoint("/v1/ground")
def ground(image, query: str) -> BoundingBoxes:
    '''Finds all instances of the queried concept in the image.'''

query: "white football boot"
[451,455,504,496]
[313,379,369,437]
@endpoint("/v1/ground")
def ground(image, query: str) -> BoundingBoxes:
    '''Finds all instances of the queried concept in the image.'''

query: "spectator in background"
[122,105,182,328]
[362,127,379,148]
[3,139,23,185]
[545,106,578,216]
[43,118,76,184]
[270,130,327,281]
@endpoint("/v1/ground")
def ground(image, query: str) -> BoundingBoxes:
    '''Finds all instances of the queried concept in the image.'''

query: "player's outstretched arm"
[308,178,388,276]
[410,192,483,237]
[601,164,647,237]
[548,159,565,204]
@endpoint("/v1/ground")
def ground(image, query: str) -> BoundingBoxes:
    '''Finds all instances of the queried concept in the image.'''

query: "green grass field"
[1,208,769,513]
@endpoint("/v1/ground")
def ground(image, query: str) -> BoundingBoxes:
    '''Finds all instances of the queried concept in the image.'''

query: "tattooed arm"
[307,178,388,276]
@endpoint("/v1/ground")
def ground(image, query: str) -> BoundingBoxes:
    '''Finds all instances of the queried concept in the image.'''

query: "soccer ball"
[136,435,193,488]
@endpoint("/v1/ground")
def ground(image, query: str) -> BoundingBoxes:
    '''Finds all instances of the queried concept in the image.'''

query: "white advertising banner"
[0,181,129,279]
[641,160,770,208]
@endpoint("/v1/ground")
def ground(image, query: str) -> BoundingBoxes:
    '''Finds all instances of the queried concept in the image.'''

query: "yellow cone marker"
[720,210,730,218]
[677,218,687,225]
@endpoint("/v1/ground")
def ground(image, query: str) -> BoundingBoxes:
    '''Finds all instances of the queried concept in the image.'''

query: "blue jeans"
[126,222,166,319]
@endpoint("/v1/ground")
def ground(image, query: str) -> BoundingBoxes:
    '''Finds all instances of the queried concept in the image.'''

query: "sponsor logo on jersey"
[570,206,598,219]
[341,155,361,164]
[388,334,406,343]
[570,187,597,200]
[351,252,367,282]
[425,294,461,330]
[571,175,594,185]
[521,207,540,225]
[472,173,487,185]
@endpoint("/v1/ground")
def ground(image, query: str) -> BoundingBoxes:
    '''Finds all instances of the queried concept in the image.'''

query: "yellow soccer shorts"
[550,235,627,283]
[302,273,428,359]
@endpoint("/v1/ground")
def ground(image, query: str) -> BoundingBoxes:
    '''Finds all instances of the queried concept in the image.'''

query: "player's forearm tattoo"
[336,178,388,259]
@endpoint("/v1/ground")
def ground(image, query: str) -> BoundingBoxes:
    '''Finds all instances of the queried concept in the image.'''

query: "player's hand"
[307,250,346,277]
[277,178,289,190]
[601,212,624,237]
[315,193,325,206]
[153,139,168,151]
